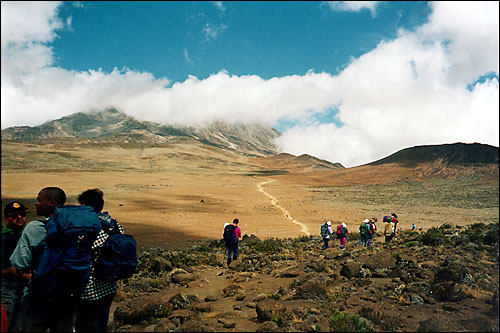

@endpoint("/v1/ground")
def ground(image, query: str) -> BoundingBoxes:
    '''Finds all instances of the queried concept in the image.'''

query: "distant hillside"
[369,143,499,167]
[253,152,344,172]
[1,109,281,157]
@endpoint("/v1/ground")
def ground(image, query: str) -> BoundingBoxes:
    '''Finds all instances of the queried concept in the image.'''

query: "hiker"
[366,218,377,247]
[320,221,333,250]
[337,222,348,249]
[411,223,417,231]
[391,213,399,240]
[10,187,101,332]
[75,189,125,333]
[2,202,30,332]
[9,187,75,332]
[224,219,241,267]
[383,217,395,243]
[359,219,369,246]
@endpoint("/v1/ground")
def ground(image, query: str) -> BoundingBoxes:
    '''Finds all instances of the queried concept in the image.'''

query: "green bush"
[250,238,284,253]
[328,310,374,332]
[417,227,446,246]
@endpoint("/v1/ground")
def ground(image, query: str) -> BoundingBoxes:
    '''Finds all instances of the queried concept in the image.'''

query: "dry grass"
[1,140,498,250]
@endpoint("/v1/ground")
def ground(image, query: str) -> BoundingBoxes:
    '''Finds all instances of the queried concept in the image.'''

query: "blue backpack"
[93,215,137,281]
[223,224,237,246]
[32,205,102,297]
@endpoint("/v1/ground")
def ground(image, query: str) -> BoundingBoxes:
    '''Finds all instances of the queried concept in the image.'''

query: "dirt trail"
[257,179,310,236]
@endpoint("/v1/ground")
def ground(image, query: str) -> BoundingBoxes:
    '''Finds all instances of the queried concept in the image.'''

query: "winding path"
[257,179,310,236]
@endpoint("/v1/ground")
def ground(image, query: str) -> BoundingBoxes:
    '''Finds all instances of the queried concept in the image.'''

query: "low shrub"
[328,310,374,332]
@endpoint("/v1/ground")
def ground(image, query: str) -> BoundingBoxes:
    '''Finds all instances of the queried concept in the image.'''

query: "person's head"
[341,222,346,228]
[326,221,331,226]
[78,188,104,212]
[233,218,239,225]
[36,187,66,217]
[4,201,27,231]
[391,213,398,218]
[363,219,369,223]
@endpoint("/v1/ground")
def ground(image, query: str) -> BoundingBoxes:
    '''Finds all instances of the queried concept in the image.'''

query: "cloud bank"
[1,1,498,167]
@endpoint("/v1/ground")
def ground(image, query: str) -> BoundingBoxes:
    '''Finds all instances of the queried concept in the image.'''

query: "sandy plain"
[1,139,498,250]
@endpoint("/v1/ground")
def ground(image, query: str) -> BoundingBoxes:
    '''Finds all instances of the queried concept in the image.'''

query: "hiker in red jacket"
[337,222,348,249]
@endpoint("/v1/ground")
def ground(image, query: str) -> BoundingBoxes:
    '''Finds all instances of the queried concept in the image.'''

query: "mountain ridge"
[1,109,281,157]
[2,109,498,169]
[369,142,499,167]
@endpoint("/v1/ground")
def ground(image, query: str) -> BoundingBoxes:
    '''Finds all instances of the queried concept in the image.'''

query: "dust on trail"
[257,179,310,236]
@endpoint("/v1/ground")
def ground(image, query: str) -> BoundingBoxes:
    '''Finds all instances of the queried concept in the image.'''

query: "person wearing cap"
[320,221,333,250]
[359,219,370,246]
[337,222,348,249]
[2,201,30,332]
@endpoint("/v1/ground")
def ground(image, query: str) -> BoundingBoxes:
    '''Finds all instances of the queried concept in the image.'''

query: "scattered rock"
[114,296,167,325]
[340,261,361,278]
[222,284,243,297]
[171,272,199,285]
[417,314,455,332]
[168,309,200,326]
[178,319,213,332]
[256,321,279,332]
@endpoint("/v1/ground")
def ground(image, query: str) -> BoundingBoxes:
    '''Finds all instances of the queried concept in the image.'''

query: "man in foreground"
[2,201,31,332]
[9,187,78,332]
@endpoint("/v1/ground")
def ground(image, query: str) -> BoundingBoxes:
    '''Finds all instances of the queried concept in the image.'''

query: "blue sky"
[1,1,499,167]
[52,1,430,83]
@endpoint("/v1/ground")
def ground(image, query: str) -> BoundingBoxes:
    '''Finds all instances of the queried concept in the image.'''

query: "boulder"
[293,277,330,300]
[171,272,199,285]
[340,261,361,278]
[256,299,284,322]
[149,257,173,274]
[167,293,199,310]
[222,284,243,297]
[361,251,397,272]
[431,282,466,302]
[114,296,168,325]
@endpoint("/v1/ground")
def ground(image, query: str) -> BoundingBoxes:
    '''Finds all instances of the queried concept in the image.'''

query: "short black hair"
[233,218,239,224]
[41,187,66,206]
[391,213,398,218]
[78,188,104,212]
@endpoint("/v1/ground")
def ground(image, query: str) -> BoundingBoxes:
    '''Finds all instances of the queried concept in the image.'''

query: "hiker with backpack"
[383,213,399,242]
[75,188,136,333]
[336,222,348,249]
[223,219,241,267]
[359,219,370,246]
[366,218,377,247]
[320,221,333,250]
[10,187,101,332]
[2,201,31,332]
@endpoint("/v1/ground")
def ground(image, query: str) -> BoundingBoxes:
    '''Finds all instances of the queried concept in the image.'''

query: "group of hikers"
[320,213,401,250]
[1,187,137,333]
[2,187,409,331]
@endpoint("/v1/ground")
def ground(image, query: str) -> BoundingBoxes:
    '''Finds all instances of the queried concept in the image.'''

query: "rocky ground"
[108,222,499,332]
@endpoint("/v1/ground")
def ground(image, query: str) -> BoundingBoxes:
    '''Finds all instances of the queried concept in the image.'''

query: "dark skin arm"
[2,267,31,282]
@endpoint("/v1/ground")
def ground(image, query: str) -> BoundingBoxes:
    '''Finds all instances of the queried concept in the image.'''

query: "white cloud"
[1,1,498,167]
[212,1,225,13]
[183,49,193,64]
[203,22,227,41]
[325,1,380,17]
